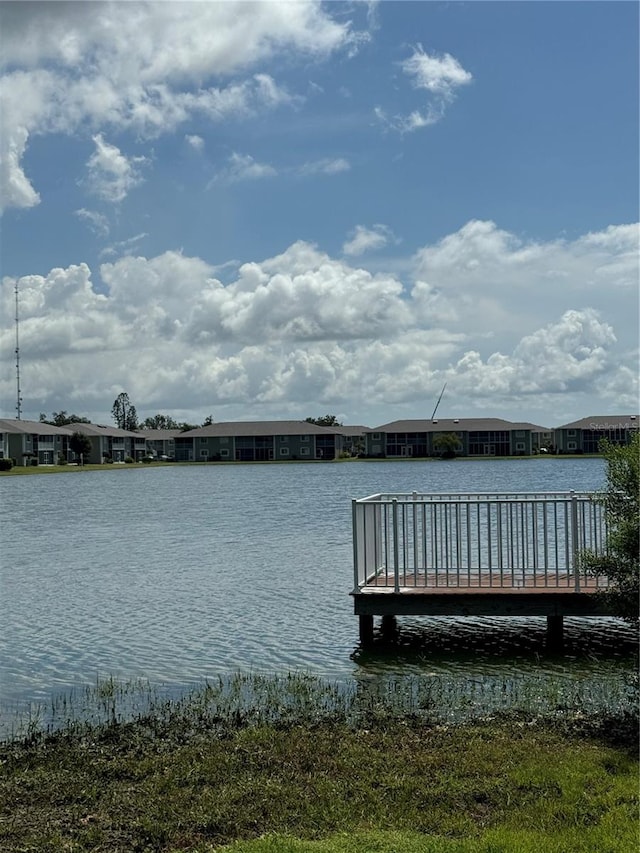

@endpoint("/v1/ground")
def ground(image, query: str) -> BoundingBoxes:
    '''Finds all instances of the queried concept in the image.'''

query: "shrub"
[141,456,153,464]
[0,458,13,471]
[124,456,135,464]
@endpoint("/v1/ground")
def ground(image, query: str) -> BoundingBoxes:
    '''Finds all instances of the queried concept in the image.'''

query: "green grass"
[1,675,637,853]
[0,454,603,475]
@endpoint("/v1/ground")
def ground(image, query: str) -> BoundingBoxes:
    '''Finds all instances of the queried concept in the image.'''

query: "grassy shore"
[1,676,637,853]
[0,454,602,476]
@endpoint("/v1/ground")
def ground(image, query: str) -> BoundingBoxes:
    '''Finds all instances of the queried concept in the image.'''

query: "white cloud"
[211,152,277,185]
[410,219,640,340]
[99,233,148,260]
[185,134,204,152]
[377,44,472,133]
[75,208,110,238]
[1,222,636,424]
[343,224,395,256]
[0,125,41,212]
[297,158,351,176]
[0,1,360,212]
[402,45,473,97]
[84,134,148,203]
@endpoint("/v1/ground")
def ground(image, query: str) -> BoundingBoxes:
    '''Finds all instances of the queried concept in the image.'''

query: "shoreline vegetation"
[0,454,604,476]
[1,673,638,852]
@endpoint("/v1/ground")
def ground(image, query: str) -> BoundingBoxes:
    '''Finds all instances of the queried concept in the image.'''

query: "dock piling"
[546,614,564,651]
[359,614,374,647]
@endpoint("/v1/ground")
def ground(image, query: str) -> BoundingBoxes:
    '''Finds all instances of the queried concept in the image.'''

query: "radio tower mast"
[15,280,22,419]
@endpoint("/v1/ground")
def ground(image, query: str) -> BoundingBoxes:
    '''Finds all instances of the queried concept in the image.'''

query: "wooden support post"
[546,614,564,652]
[381,614,398,641]
[359,614,374,647]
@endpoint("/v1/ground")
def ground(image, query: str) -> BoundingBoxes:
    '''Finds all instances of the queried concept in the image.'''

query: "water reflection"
[352,616,637,677]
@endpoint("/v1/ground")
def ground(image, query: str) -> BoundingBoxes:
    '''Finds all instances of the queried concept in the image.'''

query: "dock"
[351,491,611,647]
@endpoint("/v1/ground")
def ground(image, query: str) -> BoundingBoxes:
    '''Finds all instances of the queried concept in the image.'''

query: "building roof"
[0,418,72,436]
[136,429,183,440]
[66,422,140,438]
[337,425,370,436]
[182,420,342,438]
[509,421,552,432]
[555,415,639,430]
[370,418,538,433]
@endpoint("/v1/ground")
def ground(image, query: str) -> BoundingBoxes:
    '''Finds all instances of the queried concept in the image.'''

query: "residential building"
[0,419,71,465]
[364,418,549,458]
[336,425,370,456]
[138,429,182,460]
[176,420,344,462]
[554,415,639,454]
[66,423,147,463]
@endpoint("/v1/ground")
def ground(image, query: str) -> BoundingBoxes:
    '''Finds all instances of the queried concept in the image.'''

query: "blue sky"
[1,0,638,428]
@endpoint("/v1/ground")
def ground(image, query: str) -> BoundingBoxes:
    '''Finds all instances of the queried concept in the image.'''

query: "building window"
[200,450,209,458]
[300,447,310,456]
[200,437,208,444]
[280,435,288,442]
[220,449,229,457]
[567,430,576,437]
[371,433,380,440]
[516,442,525,451]
[220,437,228,444]
[300,435,309,442]
[567,441,577,450]
[280,447,289,456]
[515,431,524,438]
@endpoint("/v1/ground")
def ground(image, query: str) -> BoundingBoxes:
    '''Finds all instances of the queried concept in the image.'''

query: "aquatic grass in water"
[1,669,637,745]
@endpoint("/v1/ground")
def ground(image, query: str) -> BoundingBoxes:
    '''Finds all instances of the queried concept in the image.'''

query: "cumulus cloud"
[377,44,472,132]
[0,1,360,212]
[0,222,636,423]
[410,219,640,339]
[343,224,395,256]
[83,134,148,203]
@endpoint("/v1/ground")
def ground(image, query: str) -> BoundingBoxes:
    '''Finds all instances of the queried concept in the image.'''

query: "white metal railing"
[352,492,610,593]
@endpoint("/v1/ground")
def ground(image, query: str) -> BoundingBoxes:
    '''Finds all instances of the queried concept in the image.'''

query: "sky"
[0,0,638,430]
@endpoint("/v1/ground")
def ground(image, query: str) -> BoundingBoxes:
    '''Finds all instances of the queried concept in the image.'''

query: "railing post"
[392,498,400,592]
[352,499,360,591]
[570,490,580,592]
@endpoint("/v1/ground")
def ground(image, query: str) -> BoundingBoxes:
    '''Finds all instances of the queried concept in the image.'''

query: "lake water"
[0,457,636,731]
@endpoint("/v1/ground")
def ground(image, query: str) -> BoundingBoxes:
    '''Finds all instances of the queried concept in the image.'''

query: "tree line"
[39,393,214,433]
[39,395,343,433]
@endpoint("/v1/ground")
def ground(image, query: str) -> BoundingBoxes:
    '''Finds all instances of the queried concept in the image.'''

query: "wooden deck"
[351,491,613,646]
[361,570,603,592]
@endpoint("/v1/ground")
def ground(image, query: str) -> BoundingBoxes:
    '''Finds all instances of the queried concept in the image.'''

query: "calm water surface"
[1,457,636,725]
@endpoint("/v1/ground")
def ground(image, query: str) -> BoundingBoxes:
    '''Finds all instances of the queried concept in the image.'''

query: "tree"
[581,433,639,623]
[141,414,179,430]
[40,411,91,426]
[433,433,462,459]
[69,431,92,464]
[305,415,342,427]
[111,393,138,431]
[202,414,214,426]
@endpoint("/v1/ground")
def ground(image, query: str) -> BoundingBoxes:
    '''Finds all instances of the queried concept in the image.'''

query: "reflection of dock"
[351,491,611,647]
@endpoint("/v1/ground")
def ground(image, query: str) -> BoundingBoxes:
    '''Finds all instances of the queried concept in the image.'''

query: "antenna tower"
[15,280,22,419]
